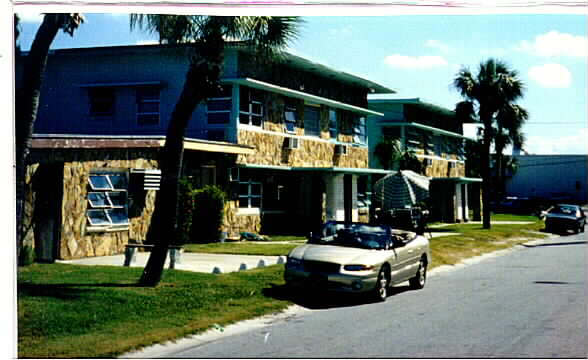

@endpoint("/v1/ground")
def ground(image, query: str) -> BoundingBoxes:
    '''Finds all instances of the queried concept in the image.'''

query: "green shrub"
[190,185,226,243]
[176,179,196,245]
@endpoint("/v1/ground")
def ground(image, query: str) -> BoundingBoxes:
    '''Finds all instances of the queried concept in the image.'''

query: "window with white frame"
[239,87,263,126]
[329,109,338,139]
[136,86,160,126]
[353,116,367,144]
[304,105,320,137]
[284,101,298,133]
[238,179,262,209]
[88,87,115,119]
[87,171,129,231]
[207,85,232,124]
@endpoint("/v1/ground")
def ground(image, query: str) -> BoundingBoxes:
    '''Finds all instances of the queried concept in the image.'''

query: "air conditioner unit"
[285,137,299,150]
[334,144,348,155]
[425,158,433,166]
[448,161,456,169]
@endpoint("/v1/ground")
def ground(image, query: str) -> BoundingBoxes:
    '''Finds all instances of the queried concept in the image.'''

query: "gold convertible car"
[284,222,431,302]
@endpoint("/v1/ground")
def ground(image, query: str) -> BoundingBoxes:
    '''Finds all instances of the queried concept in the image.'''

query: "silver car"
[284,222,431,302]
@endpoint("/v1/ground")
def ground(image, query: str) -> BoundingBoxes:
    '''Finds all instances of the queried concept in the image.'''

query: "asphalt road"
[126,233,587,358]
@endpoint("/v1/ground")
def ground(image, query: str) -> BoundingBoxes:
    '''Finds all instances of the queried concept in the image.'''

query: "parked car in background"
[284,222,430,302]
[541,204,586,234]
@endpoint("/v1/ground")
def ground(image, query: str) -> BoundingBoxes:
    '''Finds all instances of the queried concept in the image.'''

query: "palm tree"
[453,58,525,229]
[494,104,528,198]
[130,15,301,286]
[15,13,84,265]
[374,137,402,170]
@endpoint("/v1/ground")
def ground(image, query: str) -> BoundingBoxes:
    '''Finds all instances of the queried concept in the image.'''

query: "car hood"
[288,244,391,265]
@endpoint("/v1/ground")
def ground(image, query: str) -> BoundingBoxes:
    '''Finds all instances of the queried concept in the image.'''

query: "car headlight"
[286,257,302,267]
[343,264,375,271]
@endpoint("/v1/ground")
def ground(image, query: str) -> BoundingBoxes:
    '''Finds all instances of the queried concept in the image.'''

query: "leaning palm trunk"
[15,14,80,265]
[139,37,223,286]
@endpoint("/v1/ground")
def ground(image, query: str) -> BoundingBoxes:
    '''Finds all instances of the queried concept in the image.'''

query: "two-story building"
[20,43,395,260]
[367,97,482,223]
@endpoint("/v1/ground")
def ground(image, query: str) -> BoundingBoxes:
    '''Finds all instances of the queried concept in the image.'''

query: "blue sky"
[14,11,588,155]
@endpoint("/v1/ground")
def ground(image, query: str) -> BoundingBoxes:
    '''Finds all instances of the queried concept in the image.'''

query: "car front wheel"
[373,267,390,302]
[409,257,427,290]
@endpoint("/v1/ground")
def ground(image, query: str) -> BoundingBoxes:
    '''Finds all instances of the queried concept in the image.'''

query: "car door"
[390,236,416,283]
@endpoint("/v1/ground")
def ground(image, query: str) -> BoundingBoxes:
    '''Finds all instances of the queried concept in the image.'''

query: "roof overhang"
[369,97,454,117]
[238,163,392,175]
[376,122,475,141]
[31,134,255,155]
[431,177,483,183]
[223,78,384,117]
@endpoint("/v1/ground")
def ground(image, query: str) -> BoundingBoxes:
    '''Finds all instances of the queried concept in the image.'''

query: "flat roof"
[225,78,384,117]
[39,43,395,95]
[368,97,455,117]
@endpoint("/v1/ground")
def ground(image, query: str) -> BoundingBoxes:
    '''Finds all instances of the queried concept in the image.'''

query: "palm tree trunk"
[139,40,224,286]
[16,15,65,265]
[480,113,493,229]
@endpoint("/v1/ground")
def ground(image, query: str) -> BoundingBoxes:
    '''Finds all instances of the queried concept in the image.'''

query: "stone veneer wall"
[25,149,159,259]
[223,201,262,238]
[423,158,466,178]
[237,130,368,168]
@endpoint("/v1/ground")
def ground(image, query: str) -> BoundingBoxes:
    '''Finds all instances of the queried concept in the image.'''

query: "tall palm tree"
[15,13,83,265]
[130,15,301,286]
[495,104,528,197]
[453,58,525,229]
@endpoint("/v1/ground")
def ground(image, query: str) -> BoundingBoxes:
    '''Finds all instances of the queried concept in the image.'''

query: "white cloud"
[528,63,572,88]
[424,39,451,54]
[383,54,448,69]
[16,11,43,24]
[517,31,588,58]
[524,132,588,155]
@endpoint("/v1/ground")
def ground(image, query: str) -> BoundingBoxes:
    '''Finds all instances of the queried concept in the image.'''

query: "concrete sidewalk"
[58,252,285,274]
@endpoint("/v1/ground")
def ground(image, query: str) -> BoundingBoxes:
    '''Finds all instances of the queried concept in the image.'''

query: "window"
[329,110,338,139]
[284,102,298,133]
[87,171,129,231]
[239,87,263,126]
[207,85,232,124]
[207,129,226,142]
[304,106,320,137]
[239,179,262,209]
[353,116,367,144]
[136,87,160,126]
[88,87,115,118]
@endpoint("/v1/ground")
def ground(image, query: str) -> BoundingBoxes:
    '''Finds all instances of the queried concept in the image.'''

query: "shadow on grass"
[263,283,414,310]
[18,282,141,300]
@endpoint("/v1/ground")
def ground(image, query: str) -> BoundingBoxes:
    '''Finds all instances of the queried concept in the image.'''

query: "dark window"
[304,106,320,137]
[136,87,160,126]
[329,110,338,139]
[207,85,232,124]
[284,102,298,133]
[353,116,366,144]
[207,129,226,142]
[89,87,115,118]
[239,179,263,209]
[239,87,263,127]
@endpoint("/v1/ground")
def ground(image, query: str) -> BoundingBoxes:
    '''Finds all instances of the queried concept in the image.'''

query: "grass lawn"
[18,264,290,358]
[183,242,300,256]
[490,213,541,222]
[17,214,549,358]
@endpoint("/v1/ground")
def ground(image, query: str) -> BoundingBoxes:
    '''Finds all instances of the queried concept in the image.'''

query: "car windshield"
[310,223,391,250]
[549,206,576,215]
